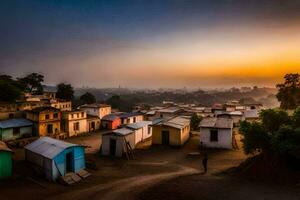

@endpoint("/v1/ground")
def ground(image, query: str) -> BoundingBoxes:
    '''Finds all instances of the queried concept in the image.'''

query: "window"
[133,117,136,123]
[81,112,84,117]
[74,122,80,131]
[53,113,58,118]
[9,113,14,118]
[71,114,74,118]
[77,113,79,118]
[45,114,50,120]
[148,127,151,135]
[210,129,218,142]
[13,127,20,136]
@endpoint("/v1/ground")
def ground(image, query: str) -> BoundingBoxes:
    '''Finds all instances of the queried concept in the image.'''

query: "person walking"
[202,153,208,173]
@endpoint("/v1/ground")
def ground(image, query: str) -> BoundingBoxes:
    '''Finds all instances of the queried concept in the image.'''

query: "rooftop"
[0,118,33,129]
[27,106,60,113]
[25,137,80,159]
[102,114,120,121]
[117,112,143,118]
[154,116,190,129]
[111,128,134,136]
[126,121,152,130]
[200,117,233,129]
[80,103,111,108]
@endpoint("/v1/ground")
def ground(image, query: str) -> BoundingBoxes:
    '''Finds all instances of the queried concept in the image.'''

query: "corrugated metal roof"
[157,107,181,113]
[25,137,79,159]
[0,141,12,152]
[112,128,134,136]
[126,121,152,130]
[118,112,143,119]
[0,118,33,129]
[154,116,190,129]
[200,117,233,129]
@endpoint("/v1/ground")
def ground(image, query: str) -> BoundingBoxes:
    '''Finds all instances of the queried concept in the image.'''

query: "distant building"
[101,128,136,157]
[62,110,87,137]
[0,141,13,179]
[25,137,85,181]
[154,107,182,119]
[0,118,33,141]
[118,112,144,125]
[87,115,100,132]
[80,104,111,119]
[101,114,121,130]
[217,111,243,127]
[51,100,72,111]
[243,110,260,122]
[199,117,233,149]
[0,102,46,120]
[26,107,61,138]
[151,116,190,146]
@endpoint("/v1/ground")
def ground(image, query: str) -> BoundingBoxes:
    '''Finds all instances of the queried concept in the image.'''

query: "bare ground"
[1,132,299,200]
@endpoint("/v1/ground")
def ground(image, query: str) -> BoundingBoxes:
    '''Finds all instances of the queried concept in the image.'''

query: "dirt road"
[48,162,200,200]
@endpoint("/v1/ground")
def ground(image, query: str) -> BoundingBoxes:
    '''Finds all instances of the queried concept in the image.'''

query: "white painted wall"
[200,127,232,149]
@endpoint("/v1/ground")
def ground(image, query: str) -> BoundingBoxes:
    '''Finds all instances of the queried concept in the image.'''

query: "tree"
[276,73,300,109]
[56,83,74,101]
[0,80,22,102]
[18,73,44,94]
[240,121,270,154]
[260,109,290,134]
[80,92,96,104]
[190,113,202,130]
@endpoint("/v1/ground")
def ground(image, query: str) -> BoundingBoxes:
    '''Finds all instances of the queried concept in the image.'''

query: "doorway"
[161,130,170,145]
[66,152,73,172]
[47,124,53,135]
[109,138,117,156]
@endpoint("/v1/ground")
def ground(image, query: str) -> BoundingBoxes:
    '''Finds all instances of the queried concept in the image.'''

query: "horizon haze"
[1,0,300,88]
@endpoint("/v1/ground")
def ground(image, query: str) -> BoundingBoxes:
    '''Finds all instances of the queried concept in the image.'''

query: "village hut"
[25,137,85,181]
[0,141,13,179]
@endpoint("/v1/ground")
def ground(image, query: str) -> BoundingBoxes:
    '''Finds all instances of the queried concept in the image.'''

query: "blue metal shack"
[25,137,85,181]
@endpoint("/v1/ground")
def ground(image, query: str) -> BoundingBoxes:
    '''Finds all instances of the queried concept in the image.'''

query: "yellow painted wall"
[38,122,61,137]
[152,124,190,146]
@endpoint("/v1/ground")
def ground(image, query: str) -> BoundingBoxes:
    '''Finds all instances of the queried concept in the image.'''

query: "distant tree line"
[0,73,98,108]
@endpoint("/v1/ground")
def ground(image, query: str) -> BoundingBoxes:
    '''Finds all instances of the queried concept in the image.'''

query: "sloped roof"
[25,137,80,159]
[200,117,233,129]
[0,118,33,129]
[154,116,190,129]
[102,114,119,121]
[118,112,143,119]
[112,128,134,136]
[157,107,181,113]
[27,106,60,113]
[80,103,110,108]
[0,141,12,152]
[126,121,152,130]
[244,110,259,119]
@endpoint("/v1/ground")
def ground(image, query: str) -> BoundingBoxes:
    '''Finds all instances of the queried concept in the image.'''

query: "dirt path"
[47,162,200,200]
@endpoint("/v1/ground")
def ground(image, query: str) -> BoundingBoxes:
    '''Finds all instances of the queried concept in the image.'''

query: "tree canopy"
[80,92,96,104]
[56,83,74,101]
[190,113,202,131]
[18,73,44,94]
[240,108,300,159]
[276,73,300,109]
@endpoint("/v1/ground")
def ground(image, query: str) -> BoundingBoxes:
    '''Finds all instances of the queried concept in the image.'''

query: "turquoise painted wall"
[0,151,12,178]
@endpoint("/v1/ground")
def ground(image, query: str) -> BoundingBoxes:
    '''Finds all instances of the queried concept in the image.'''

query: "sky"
[1,0,300,89]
